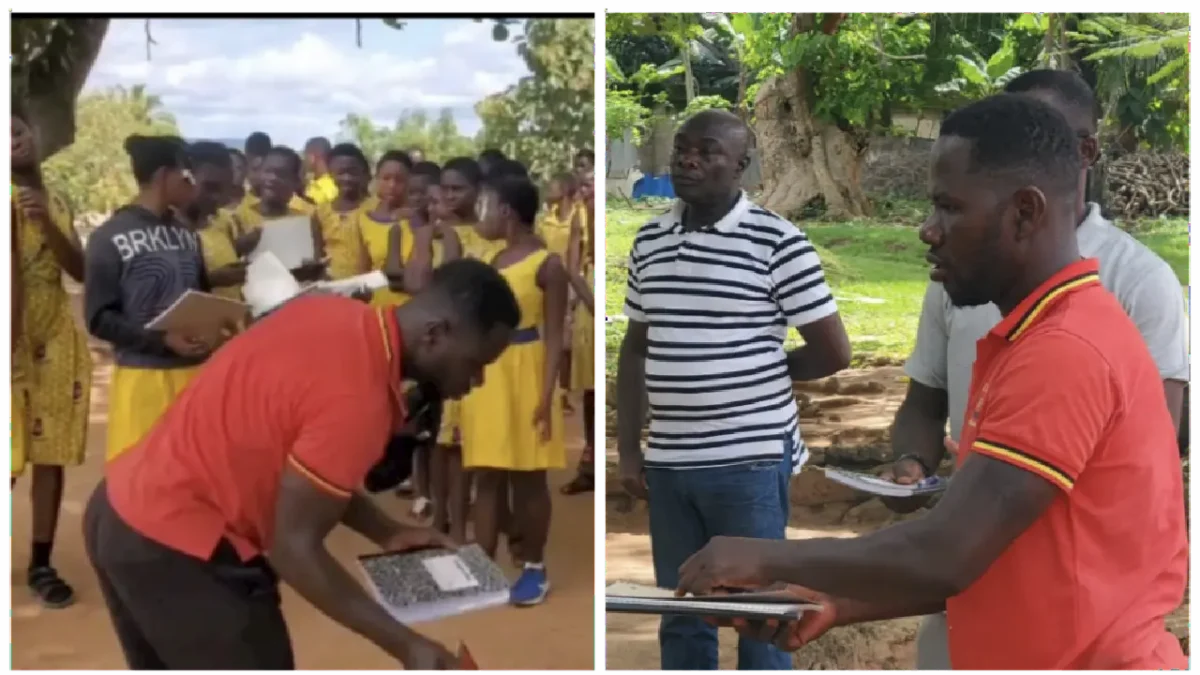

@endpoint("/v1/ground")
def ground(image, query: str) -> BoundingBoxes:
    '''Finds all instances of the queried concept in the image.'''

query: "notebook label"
[423,554,480,592]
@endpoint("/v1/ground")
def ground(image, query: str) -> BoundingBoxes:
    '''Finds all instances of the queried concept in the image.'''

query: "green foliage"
[41,86,179,215]
[605,89,651,144]
[337,109,476,165]
[1069,13,1189,149]
[933,31,1025,102]
[680,94,732,118]
[476,18,594,182]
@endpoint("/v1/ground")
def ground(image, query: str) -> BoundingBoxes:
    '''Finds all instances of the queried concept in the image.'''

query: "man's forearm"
[273,542,421,661]
[835,596,946,626]
[785,344,846,382]
[760,520,959,606]
[890,394,949,471]
[342,492,404,548]
[615,341,647,463]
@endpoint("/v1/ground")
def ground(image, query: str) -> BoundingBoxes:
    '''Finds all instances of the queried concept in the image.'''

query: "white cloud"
[84,19,531,147]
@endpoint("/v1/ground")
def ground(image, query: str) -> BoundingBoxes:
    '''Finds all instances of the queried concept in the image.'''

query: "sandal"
[560,473,595,495]
[28,566,75,609]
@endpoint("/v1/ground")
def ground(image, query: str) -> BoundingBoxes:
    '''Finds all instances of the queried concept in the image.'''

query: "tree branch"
[144,19,156,61]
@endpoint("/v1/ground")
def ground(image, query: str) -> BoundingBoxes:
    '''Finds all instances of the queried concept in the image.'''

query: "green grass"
[604,203,1189,377]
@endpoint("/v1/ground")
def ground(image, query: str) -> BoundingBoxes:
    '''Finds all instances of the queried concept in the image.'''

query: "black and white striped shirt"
[623,193,837,471]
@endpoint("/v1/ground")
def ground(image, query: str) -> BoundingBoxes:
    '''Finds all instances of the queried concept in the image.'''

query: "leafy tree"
[337,109,476,164]
[40,87,180,215]
[476,18,594,182]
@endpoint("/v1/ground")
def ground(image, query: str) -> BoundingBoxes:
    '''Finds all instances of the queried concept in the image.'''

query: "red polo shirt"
[106,294,407,561]
[948,258,1187,669]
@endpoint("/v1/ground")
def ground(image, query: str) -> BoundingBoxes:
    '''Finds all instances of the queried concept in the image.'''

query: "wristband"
[896,453,933,478]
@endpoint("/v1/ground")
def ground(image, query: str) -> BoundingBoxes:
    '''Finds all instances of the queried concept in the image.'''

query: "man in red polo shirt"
[83,258,520,670]
[672,94,1187,669]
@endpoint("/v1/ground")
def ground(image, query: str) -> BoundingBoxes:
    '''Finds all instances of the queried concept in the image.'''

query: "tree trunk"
[682,44,695,103]
[11,19,110,160]
[752,63,870,218]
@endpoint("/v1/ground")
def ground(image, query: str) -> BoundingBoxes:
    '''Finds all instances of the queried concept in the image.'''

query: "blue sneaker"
[509,564,550,606]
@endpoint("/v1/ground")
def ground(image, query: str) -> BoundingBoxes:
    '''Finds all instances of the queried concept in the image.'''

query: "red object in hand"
[457,643,479,669]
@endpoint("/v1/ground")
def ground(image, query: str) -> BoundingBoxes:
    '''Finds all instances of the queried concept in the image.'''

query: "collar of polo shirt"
[670,191,751,234]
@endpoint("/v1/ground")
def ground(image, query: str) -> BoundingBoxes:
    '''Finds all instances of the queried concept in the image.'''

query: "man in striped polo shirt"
[616,109,851,670]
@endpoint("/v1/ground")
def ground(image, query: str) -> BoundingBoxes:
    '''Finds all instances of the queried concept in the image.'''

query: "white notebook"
[250,215,314,270]
[605,582,820,620]
[358,544,510,625]
[822,467,948,498]
[316,270,389,297]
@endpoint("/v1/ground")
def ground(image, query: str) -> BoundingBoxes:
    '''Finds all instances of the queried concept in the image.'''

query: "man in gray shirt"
[880,70,1189,669]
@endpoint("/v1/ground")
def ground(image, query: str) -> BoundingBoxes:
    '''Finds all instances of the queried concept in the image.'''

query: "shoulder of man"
[630,204,677,249]
[1082,208,1182,305]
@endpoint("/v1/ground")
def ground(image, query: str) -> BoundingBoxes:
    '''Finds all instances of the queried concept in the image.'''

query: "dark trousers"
[82,481,295,669]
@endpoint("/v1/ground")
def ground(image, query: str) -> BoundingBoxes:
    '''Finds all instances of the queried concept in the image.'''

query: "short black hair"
[188,141,233,171]
[443,157,483,186]
[245,132,272,158]
[266,145,303,177]
[124,134,190,185]
[490,158,529,180]
[486,175,540,227]
[305,136,332,156]
[939,93,1082,195]
[328,142,370,174]
[411,161,441,182]
[377,150,413,172]
[479,148,507,164]
[428,258,521,335]
[575,148,594,164]
[1004,69,1098,132]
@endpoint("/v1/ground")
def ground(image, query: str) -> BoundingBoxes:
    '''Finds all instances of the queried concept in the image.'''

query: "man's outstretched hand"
[704,585,841,652]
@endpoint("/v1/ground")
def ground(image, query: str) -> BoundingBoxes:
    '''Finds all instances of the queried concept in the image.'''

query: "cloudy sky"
[84,18,531,148]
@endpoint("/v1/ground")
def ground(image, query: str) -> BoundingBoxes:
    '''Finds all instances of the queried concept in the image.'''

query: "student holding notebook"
[84,135,212,463]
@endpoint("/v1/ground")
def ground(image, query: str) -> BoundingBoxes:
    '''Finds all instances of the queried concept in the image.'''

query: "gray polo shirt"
[906,203,1189,441]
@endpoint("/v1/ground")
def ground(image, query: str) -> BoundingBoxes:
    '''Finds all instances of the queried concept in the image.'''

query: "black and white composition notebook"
[606,582,822,621]
[358,544,510,624]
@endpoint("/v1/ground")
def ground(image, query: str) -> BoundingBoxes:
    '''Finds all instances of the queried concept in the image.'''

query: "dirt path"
[603,365,1187,669]
[11,302,595,670]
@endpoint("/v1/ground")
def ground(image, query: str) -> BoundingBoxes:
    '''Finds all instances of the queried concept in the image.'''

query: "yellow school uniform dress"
[306,173,339,206]
[13,190,93,469]
[460,249,566,471]
[360,211,413,307]
[235,194,314,227]
[571,259,595,393]
[537,202,579,260]
[198,210,243,301]
[315,202,368,280]
[436,224,489,447]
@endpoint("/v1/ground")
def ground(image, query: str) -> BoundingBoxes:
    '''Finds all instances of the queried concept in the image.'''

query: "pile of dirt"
[793,619,921,670]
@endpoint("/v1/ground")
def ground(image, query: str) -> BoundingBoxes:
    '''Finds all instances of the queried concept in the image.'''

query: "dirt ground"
[11,292,596,670]
[604,366,1188,670]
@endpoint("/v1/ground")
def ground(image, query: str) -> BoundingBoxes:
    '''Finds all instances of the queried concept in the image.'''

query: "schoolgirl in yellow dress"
[461,173,568,606]
[561,192,596,496]
[312,143,371,281]
[233,146,326,283]
[535,173,577,260]
[185,142,250,301]
[11,105,94,608]
[360,151,417,307]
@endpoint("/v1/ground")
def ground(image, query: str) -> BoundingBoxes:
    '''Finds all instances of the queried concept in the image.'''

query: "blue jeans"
[646,451,794,671]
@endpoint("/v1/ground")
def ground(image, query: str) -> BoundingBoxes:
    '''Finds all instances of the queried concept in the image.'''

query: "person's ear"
[1079,134,1100,168]
[1009,186,1047,241]
[422,316,452,349]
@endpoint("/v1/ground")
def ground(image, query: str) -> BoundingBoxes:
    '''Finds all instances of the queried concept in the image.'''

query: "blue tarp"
[631,174,675,200]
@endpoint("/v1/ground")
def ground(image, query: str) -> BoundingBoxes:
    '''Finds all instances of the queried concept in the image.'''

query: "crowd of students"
[11,105,597,667]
